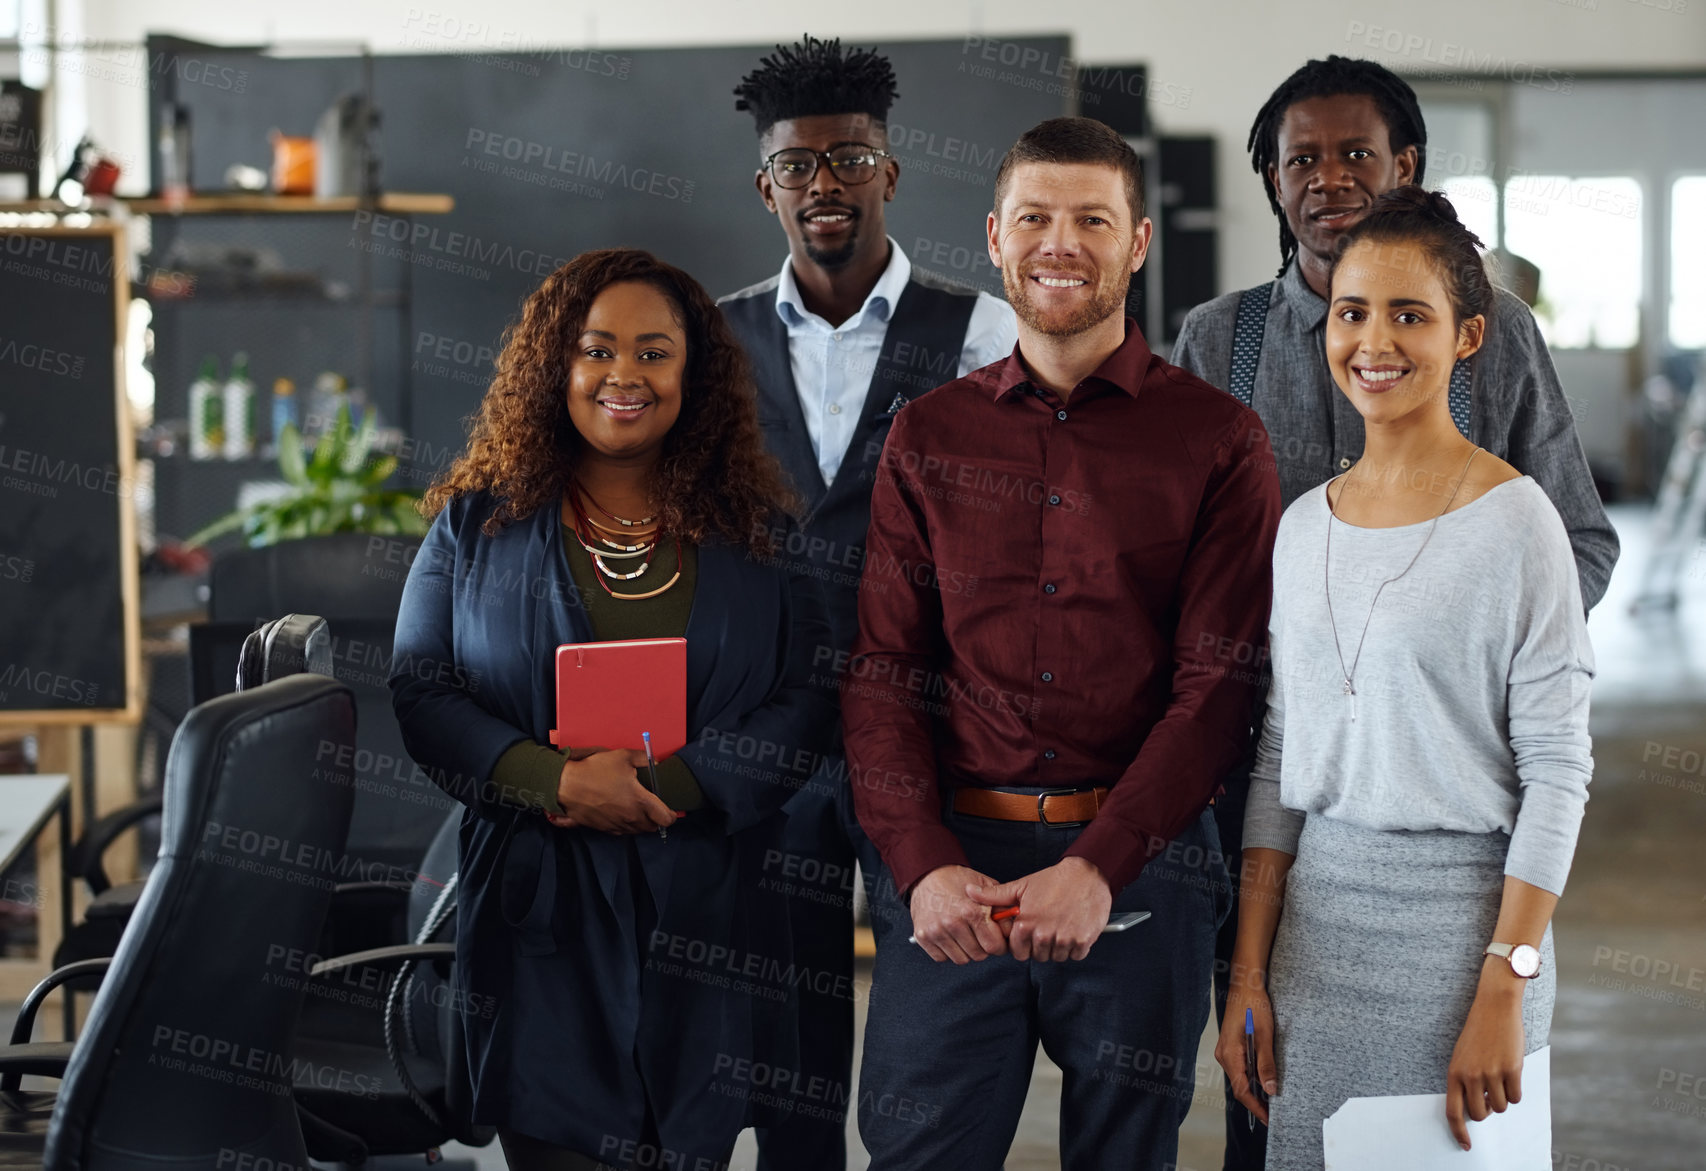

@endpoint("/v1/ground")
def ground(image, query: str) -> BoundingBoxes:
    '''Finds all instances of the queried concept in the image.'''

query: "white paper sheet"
[1322,1045,1551,1170]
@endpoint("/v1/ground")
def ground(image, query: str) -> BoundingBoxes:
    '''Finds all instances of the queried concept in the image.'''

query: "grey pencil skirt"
[1263,815,1555,1170]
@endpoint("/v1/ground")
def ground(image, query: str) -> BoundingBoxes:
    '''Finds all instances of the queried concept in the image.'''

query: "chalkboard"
[0,224,140,722]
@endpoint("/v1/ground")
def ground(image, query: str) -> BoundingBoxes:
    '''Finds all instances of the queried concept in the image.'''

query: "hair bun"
[1331,183,1493,324]
[1375,184,1483,251]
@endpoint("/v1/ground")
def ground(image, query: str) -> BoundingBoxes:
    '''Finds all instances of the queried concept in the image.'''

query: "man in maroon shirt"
[844,118,1282,1169]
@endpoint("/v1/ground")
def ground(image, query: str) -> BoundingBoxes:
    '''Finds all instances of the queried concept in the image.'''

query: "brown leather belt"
[952,787,1109,825]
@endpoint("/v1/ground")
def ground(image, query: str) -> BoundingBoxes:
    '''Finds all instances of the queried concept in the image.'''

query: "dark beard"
[1004,265,1129,337]
[802,229,859,269]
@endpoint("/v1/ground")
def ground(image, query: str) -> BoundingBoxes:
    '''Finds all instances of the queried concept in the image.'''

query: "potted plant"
[185,404,428,547]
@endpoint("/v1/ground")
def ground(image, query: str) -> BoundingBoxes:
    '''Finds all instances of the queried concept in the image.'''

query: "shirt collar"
[773,235,911,329]
[989,317,1154,402]
[1280,257,1328,331]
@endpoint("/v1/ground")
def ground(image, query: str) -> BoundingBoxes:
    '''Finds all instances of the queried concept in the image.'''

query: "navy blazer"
[389,490,836,1157]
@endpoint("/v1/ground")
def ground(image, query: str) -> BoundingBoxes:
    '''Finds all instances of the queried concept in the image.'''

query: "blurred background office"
[0,1,1702,1167]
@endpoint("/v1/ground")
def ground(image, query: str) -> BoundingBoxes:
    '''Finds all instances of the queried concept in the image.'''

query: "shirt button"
[1048,494,1061,506]
[1338,457,1353,469]
[1056,410,1068,422]
[1041,672,1053,682]
[1043,749,1057,760]
[829,403,842,415]
[1043,583,1056,595]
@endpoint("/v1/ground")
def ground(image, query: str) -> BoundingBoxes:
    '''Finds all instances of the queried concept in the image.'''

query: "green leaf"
[339,410,377,476]
[359,454,398,487]
[182,505,256,549]
[277,423,307,486]
[308,407,347,481]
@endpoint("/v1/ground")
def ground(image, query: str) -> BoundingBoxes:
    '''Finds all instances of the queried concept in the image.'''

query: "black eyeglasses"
[762,145,892,189]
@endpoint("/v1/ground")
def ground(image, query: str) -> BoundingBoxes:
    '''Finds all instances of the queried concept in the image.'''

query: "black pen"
[642,731,666,841]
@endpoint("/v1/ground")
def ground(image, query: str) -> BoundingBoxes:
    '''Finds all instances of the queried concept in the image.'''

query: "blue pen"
[642,731,666,841]
[1244,1006,1264,1129]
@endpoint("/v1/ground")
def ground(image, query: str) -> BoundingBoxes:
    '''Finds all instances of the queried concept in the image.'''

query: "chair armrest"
[70,797,163,895]
[297,1100,371,1164]
[0,1041,76,1091]
[10,959,111,1048]
[308,943,456,978]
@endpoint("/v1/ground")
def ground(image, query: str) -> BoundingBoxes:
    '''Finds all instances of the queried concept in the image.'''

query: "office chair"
[291,805,496,1160]
[50,617,340,1024]
[210,534,455,876]
[0,673,357,1167]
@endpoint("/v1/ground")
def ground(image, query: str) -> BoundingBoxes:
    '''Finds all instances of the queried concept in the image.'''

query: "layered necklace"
[1324,445,1481,721]
[566,481,683,601]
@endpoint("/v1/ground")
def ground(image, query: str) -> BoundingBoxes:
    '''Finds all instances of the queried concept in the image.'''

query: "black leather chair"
[291,806,496,1160]
[210,534,455,875]
[50,617,340,1020]
[0,673,357,1167]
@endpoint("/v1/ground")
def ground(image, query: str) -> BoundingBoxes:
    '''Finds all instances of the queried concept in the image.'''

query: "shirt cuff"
[1062,822,1155,895]
[883,824,972,899]
[491,740,565,814]
[653,755,705,812]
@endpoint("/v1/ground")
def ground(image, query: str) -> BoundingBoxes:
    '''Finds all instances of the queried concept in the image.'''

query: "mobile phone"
[1102,910,1151,932]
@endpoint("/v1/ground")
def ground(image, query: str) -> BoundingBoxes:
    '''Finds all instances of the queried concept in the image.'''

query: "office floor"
[432,505,1706,1169]
[11,508,1705,1169]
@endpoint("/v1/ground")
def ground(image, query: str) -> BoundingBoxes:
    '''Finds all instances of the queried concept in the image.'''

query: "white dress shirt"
[771,236,1018,485]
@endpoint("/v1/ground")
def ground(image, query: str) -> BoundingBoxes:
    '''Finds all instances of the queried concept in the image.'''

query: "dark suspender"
[1230,278,1472,439]
[1447,358,1472,438]
[1228,282,1272,407]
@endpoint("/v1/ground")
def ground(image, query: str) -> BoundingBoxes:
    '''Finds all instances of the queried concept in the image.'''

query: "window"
[1672,177,1706,349]
[1437,176,1498,251]
[1503,175,1643,349]
[1418,100,1500,250]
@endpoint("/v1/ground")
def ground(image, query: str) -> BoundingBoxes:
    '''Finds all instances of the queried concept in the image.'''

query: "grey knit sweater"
[1244,476,1595,895]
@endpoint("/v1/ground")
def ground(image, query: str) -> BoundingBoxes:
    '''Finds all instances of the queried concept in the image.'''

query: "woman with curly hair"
[390,248,837,1170]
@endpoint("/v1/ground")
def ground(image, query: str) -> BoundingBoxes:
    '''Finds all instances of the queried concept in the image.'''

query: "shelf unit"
[0,193,454,216]
[128,193,453,544]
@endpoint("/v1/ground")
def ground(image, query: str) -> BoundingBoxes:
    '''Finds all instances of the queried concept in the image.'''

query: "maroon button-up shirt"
[843,319,1282,896]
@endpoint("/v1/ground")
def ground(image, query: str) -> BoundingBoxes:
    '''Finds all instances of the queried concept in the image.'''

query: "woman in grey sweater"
[1214,187,1594,1168]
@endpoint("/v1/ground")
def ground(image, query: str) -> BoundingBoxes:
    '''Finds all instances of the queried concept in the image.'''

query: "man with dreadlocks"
[719,35,1016,1171]
[1170,55,1616,1171]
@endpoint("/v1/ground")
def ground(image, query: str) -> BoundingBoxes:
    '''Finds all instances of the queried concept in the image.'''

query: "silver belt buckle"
[1037,787,1084,826]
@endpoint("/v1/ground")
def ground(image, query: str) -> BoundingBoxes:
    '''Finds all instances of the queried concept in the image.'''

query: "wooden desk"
[0,774,73,1004]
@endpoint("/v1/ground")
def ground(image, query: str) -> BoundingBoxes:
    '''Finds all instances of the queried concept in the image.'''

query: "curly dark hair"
[421,248,796,556]
[1247,55,1427,276]
[733,34,900,141]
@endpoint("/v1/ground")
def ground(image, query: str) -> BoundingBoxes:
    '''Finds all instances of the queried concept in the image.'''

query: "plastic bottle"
[305,371,348,439]
[270,377,299,451]
[188,355,223,460]
[222,352,255,459]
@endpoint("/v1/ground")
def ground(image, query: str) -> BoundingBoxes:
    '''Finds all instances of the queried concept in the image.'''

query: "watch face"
[1511,944,1542,978]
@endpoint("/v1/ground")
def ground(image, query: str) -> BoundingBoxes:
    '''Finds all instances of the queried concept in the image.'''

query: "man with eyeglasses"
[720,35,1016,1171]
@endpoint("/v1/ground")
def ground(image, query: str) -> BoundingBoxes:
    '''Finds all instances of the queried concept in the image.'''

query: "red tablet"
[549,638,688,756]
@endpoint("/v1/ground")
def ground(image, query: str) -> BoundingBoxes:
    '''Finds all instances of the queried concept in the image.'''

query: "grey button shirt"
[1172,260,1618,611]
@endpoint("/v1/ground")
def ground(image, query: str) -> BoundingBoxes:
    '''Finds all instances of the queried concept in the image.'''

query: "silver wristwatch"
[1484,941,1542,978]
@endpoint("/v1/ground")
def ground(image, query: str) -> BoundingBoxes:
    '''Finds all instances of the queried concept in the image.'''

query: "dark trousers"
[858,793,1227,1171]
[1212,769,1268,1171]
[498,1127,735,1171]
[753,765,873,1171]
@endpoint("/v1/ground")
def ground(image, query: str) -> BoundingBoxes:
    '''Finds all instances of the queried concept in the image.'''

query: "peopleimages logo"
[464,129,696,202]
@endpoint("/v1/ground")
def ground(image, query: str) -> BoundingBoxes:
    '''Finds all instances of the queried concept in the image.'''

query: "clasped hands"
[908,856,1111,965]
[542,746,682,835]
